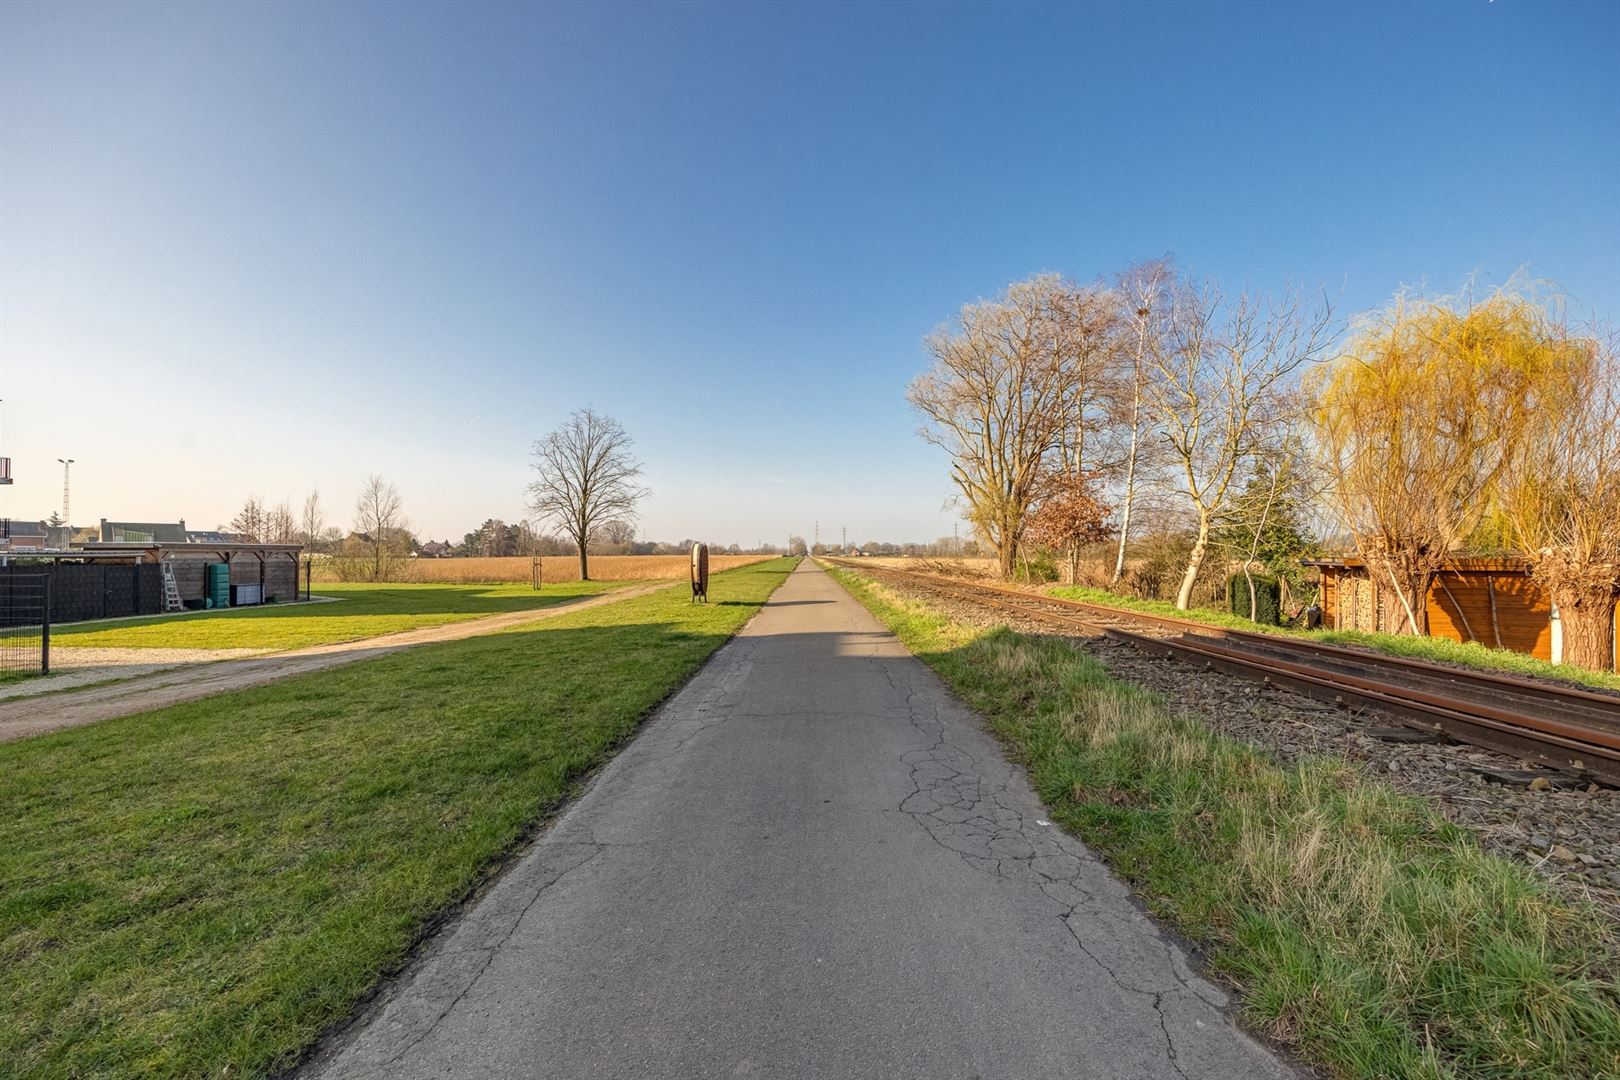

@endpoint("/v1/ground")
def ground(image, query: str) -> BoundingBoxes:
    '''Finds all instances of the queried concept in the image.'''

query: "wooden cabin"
[1305,556,1619,667]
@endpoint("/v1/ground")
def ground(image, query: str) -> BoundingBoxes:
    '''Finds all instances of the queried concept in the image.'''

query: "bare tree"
[909,275,1072,579]
[1147,284,1333,609]
[596,519,637,551]
[514,519,541,557]
[300,491,325,550]
[1500,325,1618,670]
[229,496,267,542]
[264,500,297,544]
[353,474,407,582]
[1048,280,1126,583]
[527,408,648,580]
[1110,259,1174,584]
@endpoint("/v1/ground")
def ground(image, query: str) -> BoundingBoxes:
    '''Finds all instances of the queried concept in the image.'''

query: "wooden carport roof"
[80,542,304,563]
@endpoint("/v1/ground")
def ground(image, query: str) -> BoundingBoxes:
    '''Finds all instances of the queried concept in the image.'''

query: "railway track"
[828,560,1620,787]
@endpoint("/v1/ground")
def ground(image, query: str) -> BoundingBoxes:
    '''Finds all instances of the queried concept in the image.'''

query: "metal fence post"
[41,575,51,676]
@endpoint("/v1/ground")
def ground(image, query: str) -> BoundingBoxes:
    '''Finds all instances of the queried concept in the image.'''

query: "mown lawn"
[1046,583,1620,694]
[833,565,1620,1080]
[48,580,624,651]
[0,558,795,1079]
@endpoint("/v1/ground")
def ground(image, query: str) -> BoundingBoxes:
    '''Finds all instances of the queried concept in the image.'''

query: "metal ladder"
[161,561,184,612]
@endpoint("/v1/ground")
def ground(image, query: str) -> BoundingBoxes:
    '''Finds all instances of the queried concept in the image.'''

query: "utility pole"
[813,521,819,550]
[841,525,846,553]
[0,398,10,489]
[57,458,75,536]
[0,401,10,544]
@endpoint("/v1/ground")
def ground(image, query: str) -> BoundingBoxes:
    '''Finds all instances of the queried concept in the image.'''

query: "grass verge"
[0,558,796,1079]
[46,580,623,651]
[1046,583,1620,694]
[830,564,1620,1080]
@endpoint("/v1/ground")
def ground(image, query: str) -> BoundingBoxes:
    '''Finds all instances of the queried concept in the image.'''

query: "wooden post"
[1486,577,1504,650]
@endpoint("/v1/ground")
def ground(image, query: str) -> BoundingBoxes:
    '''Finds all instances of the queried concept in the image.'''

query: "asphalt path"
[302,559,1295,1079]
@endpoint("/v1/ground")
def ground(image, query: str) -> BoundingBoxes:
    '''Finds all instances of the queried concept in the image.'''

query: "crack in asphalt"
[876,652,1198,1077]
[657,647,760,756]
[324,639,770,1076]
[333,841,608,1078]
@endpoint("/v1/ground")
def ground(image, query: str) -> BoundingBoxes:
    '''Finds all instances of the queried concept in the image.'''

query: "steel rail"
[830,560,1620,786]
[866,565,1620,713]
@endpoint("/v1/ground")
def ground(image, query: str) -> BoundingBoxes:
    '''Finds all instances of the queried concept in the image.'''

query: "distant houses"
[0,517,255,552]
[100,519,251,544]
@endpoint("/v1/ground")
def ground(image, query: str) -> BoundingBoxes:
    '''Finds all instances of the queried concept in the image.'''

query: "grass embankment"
[49,580,623,651]
[0,558,796,1079]
[1046,583,1620,694]
[829,565,1620,1080]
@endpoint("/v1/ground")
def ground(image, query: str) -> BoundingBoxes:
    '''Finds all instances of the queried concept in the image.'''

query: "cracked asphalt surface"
[300,560,1295,1079]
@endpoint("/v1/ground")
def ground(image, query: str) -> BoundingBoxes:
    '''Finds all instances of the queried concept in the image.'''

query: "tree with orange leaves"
[1025,473,1114,581]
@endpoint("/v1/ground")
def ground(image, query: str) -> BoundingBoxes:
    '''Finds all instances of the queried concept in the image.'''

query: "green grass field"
[0,558,795,1079]
[47,580,625,652]
[1046,583,1620,693]
[834,565,1620,1080]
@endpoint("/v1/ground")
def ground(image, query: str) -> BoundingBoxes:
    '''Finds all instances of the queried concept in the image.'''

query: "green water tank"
[207,563,231,607]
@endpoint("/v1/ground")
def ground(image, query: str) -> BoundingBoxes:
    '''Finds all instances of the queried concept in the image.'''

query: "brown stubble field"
[377,554,776,584]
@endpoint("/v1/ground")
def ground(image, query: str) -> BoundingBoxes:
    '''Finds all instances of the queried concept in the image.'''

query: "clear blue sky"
[2,0,1616,545]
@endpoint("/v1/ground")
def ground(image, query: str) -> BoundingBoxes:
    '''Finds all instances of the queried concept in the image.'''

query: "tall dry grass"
[364,554,775,584]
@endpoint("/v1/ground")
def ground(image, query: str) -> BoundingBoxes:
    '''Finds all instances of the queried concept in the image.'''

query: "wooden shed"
[81,542,304,606]
[1306,556,1619,667]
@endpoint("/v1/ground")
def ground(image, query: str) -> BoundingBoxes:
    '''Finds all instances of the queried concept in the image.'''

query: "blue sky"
[2,0,1616,545]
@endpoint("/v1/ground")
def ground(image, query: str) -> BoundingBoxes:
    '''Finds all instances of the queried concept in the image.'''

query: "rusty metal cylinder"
[691,542,709,602]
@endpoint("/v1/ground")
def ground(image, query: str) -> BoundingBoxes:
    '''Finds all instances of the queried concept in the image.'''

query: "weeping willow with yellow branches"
[1308,287,1591,640]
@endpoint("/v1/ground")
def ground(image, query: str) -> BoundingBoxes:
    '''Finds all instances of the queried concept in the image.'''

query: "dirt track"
[0,583,669,743]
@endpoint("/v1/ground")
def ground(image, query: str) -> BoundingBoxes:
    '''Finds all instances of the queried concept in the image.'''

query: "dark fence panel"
[0,564,163,624]
[0,572,49,676]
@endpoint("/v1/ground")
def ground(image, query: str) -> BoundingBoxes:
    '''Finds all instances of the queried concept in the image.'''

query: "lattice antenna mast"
[57,458,74,533]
